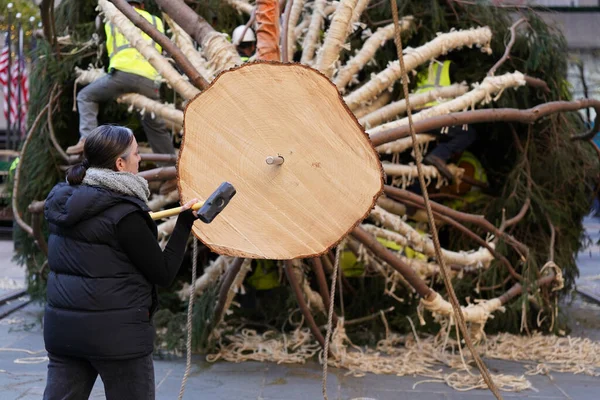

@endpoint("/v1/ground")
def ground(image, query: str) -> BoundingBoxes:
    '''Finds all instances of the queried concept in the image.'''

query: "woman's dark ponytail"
[67,158,90,185]
[65,125,134,185]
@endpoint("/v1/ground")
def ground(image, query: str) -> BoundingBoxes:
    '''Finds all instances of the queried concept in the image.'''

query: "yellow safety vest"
[447,151,488,210]
[246,260,281,290]
[240,56,250,63]
[105,8,164,81]
[459,151,487,184]
[414,61,452,108]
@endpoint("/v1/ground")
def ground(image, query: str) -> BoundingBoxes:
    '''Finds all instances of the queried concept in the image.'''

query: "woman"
[43,125,197,399]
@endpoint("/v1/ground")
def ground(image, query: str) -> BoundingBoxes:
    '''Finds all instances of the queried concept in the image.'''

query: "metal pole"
[16,18,22,148]
[6,4,13,150]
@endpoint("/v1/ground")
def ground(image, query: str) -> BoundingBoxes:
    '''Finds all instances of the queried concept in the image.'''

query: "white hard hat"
[232,25,256,45]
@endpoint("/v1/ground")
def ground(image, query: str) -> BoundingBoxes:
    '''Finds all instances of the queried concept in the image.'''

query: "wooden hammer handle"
[149,201,204,220]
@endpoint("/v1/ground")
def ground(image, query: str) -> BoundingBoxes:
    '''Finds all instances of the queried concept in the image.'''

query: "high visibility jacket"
[105,8,164,81]
[240,56,250,63]
[414,61,452,108]
[459,151,487,185]
[447,151,488,210]
[246,260,280,290]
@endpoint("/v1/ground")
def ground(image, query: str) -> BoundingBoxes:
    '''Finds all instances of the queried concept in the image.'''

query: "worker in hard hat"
[412,59,476,181]
[231,25,256,62]
[67,1,177,193]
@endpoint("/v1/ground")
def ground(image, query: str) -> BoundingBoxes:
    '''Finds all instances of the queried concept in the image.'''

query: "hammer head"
[197,182,236,224]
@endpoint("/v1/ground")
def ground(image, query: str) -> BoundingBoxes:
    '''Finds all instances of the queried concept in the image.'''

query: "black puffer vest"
[44,182,158,360]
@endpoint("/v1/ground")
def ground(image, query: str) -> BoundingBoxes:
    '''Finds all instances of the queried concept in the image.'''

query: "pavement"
[0,217,598,399]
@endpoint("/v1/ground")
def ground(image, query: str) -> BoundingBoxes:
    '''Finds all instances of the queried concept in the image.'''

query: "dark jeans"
[77,70,175,155]
[428,125,476,162]
[43,353,155,400]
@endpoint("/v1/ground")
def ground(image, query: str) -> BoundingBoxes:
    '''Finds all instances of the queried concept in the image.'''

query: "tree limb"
[488,17,527,77]
[111,0,209,90]
[285,260,326,349]
[385,186,529,256]
[369,99,600,146]
[351,226,434,299]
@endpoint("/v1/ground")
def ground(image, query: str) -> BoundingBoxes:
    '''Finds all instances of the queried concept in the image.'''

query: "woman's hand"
[181,198,200,218]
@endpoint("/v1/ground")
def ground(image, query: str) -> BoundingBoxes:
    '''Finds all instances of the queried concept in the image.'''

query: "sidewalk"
[0,301,599,400]
[0,216,599,399]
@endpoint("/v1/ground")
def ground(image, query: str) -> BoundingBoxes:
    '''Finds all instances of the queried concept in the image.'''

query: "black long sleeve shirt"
[116,209,196,287]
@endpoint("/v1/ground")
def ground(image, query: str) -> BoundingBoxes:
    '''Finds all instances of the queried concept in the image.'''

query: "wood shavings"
[207,325,321,364]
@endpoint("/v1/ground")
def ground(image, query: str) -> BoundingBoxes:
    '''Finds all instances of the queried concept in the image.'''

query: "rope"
[388,2,502,399]
[178,237,198,400]
[322,240,345,400]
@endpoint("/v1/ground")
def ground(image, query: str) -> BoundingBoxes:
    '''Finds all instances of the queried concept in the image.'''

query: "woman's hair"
[67,125,134,185]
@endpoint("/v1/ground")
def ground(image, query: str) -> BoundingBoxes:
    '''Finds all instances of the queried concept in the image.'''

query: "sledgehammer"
[149,182,236,223]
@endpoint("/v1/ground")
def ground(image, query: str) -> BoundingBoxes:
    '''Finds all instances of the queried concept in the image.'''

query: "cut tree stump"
[179,62,383,259]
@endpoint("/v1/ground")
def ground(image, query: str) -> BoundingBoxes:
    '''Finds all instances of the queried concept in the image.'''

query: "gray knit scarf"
[83,168,150,203]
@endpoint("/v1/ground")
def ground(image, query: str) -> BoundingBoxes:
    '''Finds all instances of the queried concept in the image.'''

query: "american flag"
[0,29,29,138]
[0,34,10,125]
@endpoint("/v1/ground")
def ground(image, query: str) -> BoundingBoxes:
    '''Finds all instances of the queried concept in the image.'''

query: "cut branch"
[352,92,392,119]
[370,71,527,143]
[344,27,493,110]
[117,93,183,127]
[225,0,255,14]
[370,98,600,146]
[300,0,326,64]
[366,207,494,267]
[359,83,468,128]
[285,0,305,62]
[285,260,326,349]
[351,226,434,299]
[138,166,177,182]
[210,258,246,332]
[164,14,213,81]
[385,186,529,256]
[155,0,241,74]
[311,258,339,326]
[334,18,412,91]
[315,0,358,78]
